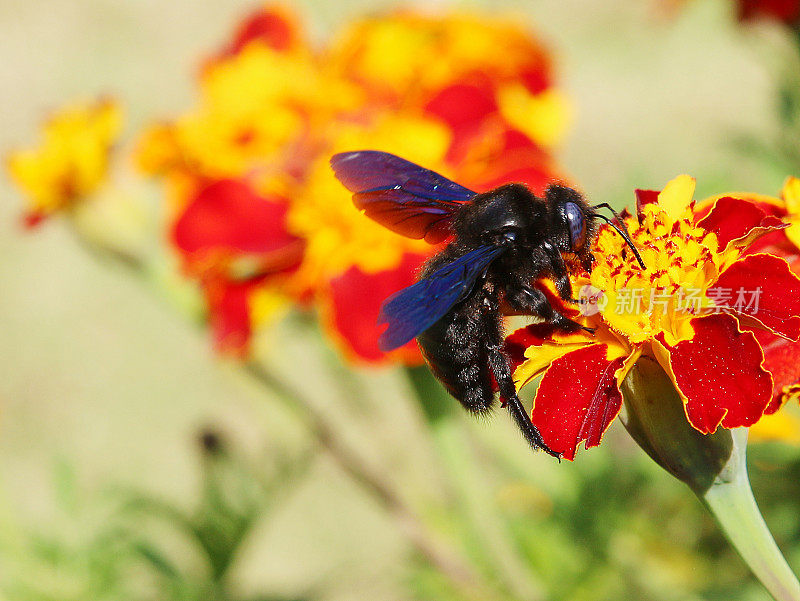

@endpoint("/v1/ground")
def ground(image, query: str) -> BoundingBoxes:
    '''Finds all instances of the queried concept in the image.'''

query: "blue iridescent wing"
[378,244,507,351]
[330,150,476,244]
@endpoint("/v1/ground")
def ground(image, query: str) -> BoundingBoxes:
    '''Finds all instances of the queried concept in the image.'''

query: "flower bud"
[619,354,733,494]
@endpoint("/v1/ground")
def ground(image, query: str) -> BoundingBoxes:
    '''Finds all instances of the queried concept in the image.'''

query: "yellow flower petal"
[782,176,800,216]
[287,114,451,290]
[750,407,800,444]
[250,286,291,328]
[657,174,696,223]
[498,86,572,148]
[514,341,593,388]
[514,328,630,389]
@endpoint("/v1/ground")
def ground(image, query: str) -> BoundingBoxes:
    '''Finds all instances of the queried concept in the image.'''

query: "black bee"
[331,151,644,458]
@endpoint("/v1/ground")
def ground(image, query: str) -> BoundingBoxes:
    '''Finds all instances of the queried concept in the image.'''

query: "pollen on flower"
[590,194,733,345]
[512,176,800,458]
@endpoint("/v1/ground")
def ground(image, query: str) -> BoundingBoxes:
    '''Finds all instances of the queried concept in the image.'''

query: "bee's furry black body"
[417,183,596,455]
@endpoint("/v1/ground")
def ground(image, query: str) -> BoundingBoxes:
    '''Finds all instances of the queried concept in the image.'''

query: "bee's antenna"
[590,204,646,269]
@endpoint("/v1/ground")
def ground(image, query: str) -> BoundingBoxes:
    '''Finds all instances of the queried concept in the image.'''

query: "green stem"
[243,362,507,601]
[621,356,800,601]
[702,429,800,601]
[406,366,545,601]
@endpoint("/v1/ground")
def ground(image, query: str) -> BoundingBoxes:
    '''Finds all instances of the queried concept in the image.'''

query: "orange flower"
[508,176,800,460]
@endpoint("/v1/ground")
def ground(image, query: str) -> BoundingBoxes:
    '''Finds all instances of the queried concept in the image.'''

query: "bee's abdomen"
[417,305,495,415]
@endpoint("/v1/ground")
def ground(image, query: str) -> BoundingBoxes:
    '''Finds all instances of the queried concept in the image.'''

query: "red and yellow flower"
[135,4,569,361]
[7,98,123,227]
[508,176,800,460]
[170,178,305,355]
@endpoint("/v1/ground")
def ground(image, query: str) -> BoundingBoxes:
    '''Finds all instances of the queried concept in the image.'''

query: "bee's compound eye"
[564,202,586,250]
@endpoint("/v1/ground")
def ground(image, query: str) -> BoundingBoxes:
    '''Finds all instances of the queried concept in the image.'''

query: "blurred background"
[2,1,800,600]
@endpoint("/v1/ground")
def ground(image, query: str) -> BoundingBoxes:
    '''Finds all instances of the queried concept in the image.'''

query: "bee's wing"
[378,244,507,351]
[331,150,476,244]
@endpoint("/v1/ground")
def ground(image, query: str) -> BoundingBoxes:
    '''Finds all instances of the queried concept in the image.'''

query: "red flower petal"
[173,179,301,256]
[531,344,625,461]
[472,136,554,196]
[204,279,259,357]
[697,196,787,250]
[22,211,46,229]
[655,314,773,434]
[501,129,545,153]
[222,5,300,56]
[425,77,503,166]
[635,189,660,221]
[504,322,560,370]
[520,65,551,95]
[754,329,800,412]
[714,253,800,341]
[479,163,553,196]
[424,81,498,137]
[738,0,800,23]
[747,235,800,270]
[322,253,428,364]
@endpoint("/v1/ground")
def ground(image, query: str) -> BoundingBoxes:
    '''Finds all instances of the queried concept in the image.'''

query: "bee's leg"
[581,252,595,274]
[480,308,561,459]
[541,241,581,303]
[506,284,589,332]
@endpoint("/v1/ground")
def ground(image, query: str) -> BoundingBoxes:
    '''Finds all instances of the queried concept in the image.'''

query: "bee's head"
[547,185,646,269]
[546,185,596,254]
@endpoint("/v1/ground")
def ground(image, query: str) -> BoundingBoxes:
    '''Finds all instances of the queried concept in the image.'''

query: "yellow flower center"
[588,180,738,345]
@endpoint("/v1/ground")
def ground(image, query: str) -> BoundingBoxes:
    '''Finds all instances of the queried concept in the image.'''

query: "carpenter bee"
[330,151,644,458]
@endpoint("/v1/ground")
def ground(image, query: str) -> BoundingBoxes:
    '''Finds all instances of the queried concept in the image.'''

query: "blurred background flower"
[134,5,568,361]
[7,98,122,227]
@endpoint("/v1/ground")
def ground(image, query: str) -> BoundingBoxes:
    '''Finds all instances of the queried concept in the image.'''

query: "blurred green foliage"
[2,412,800,601]
[0,433,312,601]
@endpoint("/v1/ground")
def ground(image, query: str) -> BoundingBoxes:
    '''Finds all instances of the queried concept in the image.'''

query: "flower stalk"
[703,428,800,601]
[621,355,800,601]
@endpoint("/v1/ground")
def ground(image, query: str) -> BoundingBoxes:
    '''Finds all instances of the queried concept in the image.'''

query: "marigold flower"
[136,5,569,363]
[7,98,123,226]
[509,176,800,460]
